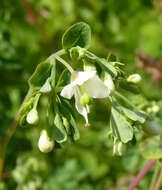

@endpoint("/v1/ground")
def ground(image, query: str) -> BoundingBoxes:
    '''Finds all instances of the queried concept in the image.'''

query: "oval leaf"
[29,62,52,90]
[110,103,133,143]
[122,107,148,124]
[62,22,91,50]
[53,113,67,143]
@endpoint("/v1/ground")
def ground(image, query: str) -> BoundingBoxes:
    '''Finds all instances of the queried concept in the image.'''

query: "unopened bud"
[80,93,91,106]
[26,109,39,125]
[127,74,141,84]
[118,142,125,156]
[104,73,115,95]
[40,78,51,93]
[70,46,86,60]
[113,143,118,155]
[152,105,160,113]
[38,130,54,153]
[143,121,160,136]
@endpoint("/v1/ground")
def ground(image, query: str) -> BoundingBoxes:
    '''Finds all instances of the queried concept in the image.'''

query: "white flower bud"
[113,143,118,155]
[118,142,125,156]
[38,130,54,153]
[104,73,115,95]
[26,109,39,125]
[40,78,51,93]
[151,105,160,113]
[127,74,141,84]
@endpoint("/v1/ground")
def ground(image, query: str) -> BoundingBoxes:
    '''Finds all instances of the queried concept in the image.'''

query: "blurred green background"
[0,0,162,189]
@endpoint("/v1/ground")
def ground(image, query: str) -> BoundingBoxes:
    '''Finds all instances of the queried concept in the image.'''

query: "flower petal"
[84,75,110,98]
[60,84,74,99]
[74,87,88,123]
[73,71,96,86]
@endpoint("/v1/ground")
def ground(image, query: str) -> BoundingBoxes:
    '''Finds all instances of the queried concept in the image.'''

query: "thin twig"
[127,159,156,190]
[21,0,49,43]
[149,164,160,190]
[154,169,162,190]
[0,89,33,182]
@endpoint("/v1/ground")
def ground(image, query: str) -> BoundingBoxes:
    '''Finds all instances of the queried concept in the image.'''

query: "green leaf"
[140,136,162,159]
[107,53,117,62]
[97,58,117,78]
[29,62,52,90]
[53,113,67,143]
[119,80,140,94]
[69,114,80,141]
[58,101,80,141]
[110,103,133,143]
[62,22,91,50]
[122,107,148,124]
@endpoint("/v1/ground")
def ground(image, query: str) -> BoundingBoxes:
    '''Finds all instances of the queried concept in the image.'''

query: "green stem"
[149,164,160,190]
[46,49,66,62]
[0,88,33,182]
[154,169,162,190]
[55,55,74,73]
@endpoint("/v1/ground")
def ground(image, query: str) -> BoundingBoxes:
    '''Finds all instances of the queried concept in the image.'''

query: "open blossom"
[61,70,111,123]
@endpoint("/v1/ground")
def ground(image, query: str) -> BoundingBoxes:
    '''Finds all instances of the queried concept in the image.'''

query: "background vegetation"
[0,0,162,189]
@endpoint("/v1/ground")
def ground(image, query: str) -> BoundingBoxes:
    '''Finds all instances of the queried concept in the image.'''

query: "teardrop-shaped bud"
[117,142,125,156]
[104,73,115,95]
[143,121,161,136]
[127,74,141,84]
[38,130,54,153]
[26,109,39,125]
[151,105,160,113]
[40,78,51,93]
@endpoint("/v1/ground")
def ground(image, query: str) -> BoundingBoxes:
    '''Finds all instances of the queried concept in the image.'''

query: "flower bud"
[70,46,86,60]
[26,109,39,125]
[117,142,125,156]
[40,78,51,93]
[152,105,160,113]
[104,73,115,95]
[127,74,141,84]
[113,143,118,155]
[38,130,54,153]
[143,121,160,136]
[80,93,91,106]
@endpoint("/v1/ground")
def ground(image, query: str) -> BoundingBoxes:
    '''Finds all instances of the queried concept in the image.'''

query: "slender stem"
[46,49,66,62]
[149,164,160,190]
[127,159,156,190]
[55,55,74,73]
[154,169,162,190]
[0,88,33,182]
[0,143,6,181]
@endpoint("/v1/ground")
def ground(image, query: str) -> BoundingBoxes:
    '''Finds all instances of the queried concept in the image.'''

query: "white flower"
[60,70,110,123]
[38,130,54,153]
[26,109,39,125]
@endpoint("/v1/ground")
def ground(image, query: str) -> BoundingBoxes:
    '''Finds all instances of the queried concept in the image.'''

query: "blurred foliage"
[0,0,162,189]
